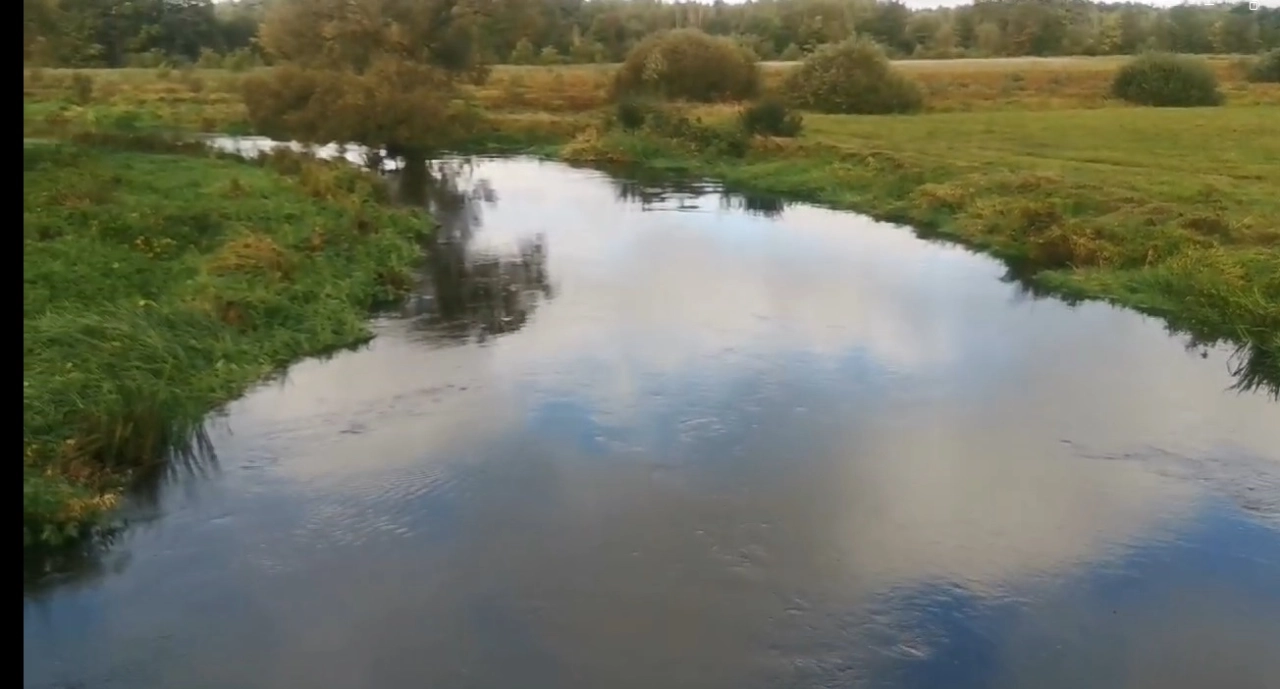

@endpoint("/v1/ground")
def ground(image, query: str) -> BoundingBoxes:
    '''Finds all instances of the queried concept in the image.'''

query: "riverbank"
[22,63,1280,545]
[556,105,1279,392]
[23,141,431,546]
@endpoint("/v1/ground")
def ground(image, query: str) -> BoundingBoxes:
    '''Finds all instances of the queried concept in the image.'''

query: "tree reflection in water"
[718,191,787,219]
[392,158,554,344]
[611,174,788,219]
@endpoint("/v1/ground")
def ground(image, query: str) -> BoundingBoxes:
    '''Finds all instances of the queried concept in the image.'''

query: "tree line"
[24,0,1280,68]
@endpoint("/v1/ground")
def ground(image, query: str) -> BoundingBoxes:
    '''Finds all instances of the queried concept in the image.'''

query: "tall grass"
[23,142,431,545]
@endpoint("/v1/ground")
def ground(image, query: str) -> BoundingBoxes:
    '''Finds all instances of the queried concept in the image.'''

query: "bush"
[785,37,924,115]
[1246,49,1280,84]
[197,48,224,69]
[242,60,480,160]
[646,107,750,157]
[539,46,565,65]
[615,97,657,131]
[509,38,536,65]
[739,97,804,137]
[224,48,260,73]
[614,28,760,103]
[125,51,167,68]
[1111,53,1223,107]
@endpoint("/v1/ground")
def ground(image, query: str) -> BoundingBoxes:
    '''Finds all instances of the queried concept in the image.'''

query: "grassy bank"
[23,142,431,545]
[559,105,1280,392]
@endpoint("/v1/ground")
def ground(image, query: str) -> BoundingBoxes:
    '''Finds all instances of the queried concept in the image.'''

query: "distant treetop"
[23,0,1280,68]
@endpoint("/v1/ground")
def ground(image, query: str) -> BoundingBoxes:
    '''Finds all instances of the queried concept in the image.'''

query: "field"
[23,142,429,545]
[21,53,1280,545]
[24,55,1280,126]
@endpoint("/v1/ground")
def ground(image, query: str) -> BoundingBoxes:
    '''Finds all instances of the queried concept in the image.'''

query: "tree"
[243,0,490,170]
[905,13,943,55]
[1098,13,1123,55]
[570,37,603,64]
[928,23,959,57]
[509,37,537,64]
[975,20,1004,57]
[538,45,564,64]
[23,0,1280,68]
[24,0,58,62]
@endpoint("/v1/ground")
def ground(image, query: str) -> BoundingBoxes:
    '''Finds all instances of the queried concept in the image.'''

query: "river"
[23,156,1280,689]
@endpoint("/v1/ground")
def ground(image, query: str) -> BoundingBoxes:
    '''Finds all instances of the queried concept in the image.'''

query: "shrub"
[785,37,924,115]
[224,48,260,73]
[1111,53,1223,107]
[645,106,750,157]
[242,60,479,161]
[1246,49,1280,84]
[615,97,657,131]
[197,48,224,69]
[126,51,167,68]
[538,46,565,65]
[739,97,804,137]
[510,38,537,65]
[614,28,760,103]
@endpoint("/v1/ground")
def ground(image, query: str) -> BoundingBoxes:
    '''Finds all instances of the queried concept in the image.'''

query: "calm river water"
[23,157,1280,689]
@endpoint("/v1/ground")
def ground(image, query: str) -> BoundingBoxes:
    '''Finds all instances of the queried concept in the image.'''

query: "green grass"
[23,142,432,546]
[24,97,251,139]
[560,105,1280,393]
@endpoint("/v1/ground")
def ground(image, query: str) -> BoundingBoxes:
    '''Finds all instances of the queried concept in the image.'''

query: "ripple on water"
[1065,441,1280,528]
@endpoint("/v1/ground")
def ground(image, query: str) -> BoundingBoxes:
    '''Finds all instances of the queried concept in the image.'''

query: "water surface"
[23,157,1280,689]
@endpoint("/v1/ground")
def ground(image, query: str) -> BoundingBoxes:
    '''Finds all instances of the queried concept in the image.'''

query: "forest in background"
[23,0,1280,68]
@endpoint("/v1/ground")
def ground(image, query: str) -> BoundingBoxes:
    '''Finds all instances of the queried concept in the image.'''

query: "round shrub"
[1247,49,1280,84]
[785,38,924,115]
[1111,53,1223,107]
[739,97,804,137]
[614,29,760,103]
[614,96,657,131]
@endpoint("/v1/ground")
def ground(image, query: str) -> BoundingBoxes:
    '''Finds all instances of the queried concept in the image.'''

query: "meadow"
[21,53,1280,545]
[24,55,1278,125]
